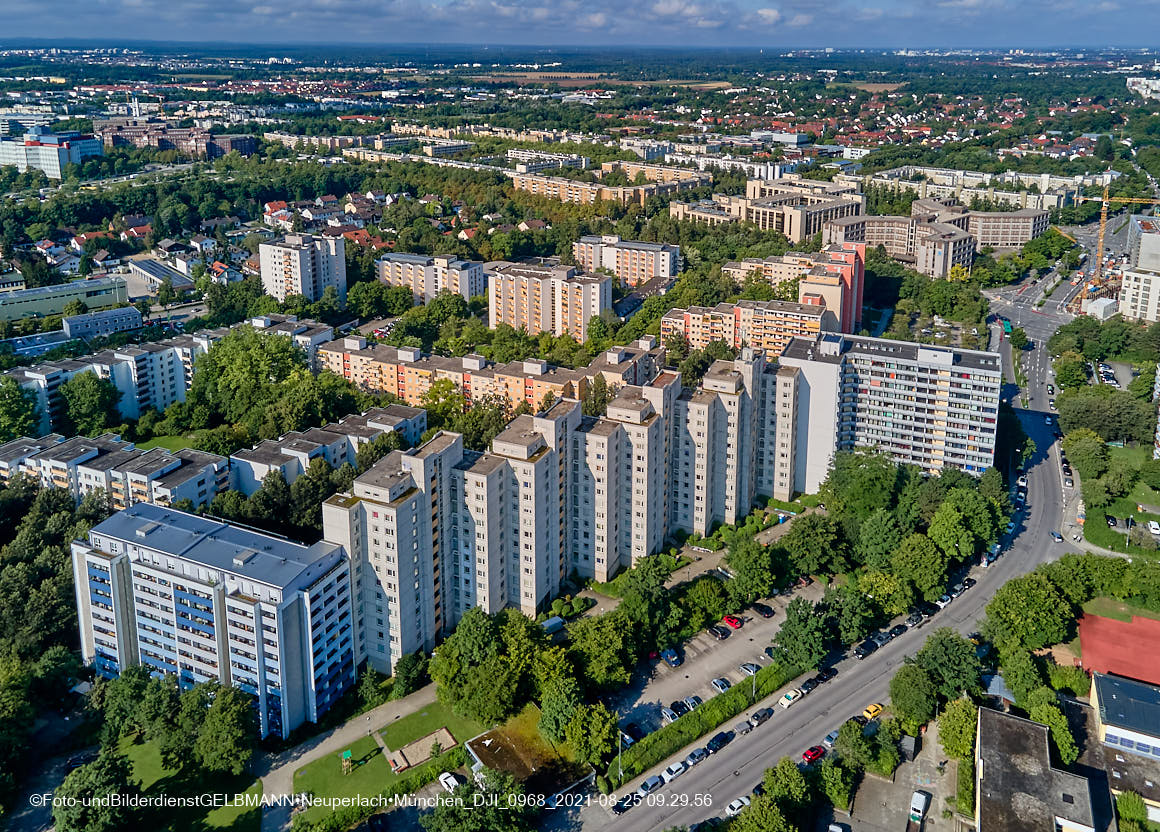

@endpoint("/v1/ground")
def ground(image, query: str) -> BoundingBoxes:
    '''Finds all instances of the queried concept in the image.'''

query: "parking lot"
[607,582,826,734]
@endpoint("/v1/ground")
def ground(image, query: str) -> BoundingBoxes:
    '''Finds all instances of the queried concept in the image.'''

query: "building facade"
[376,253,486,304]
[487,262,612,342]
[661,300,836,356]
[259,234,347,303]
[72,503,356,738]
[572,235,679,287]
[0,276,128,323]
[0,126,103,179]
[62,306,144,341]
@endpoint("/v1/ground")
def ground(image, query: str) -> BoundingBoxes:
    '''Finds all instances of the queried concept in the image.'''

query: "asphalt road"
[546,297,1075,832]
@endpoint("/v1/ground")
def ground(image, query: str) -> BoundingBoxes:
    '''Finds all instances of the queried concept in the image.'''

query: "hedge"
[956,756,975,816]
[606,662,806,787]
[290,746,469,832]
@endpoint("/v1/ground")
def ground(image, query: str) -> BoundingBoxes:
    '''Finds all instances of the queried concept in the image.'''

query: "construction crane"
[1075,185,1160,283]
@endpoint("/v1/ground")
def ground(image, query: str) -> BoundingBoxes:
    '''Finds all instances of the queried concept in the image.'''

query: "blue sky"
[2,0,1158,48]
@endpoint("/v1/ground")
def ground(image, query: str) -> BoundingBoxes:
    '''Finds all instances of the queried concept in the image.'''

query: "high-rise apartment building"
[572,235,680,286]
[661,300,836,357]
[1117,216,1160,322]
[779,333,1002,493]
[72,503,355,738]
[824,213,974,279]
[0,126,103,179]
[487,262,612,342]
[259,234,347,303]
[376,253,486,304]
[722,242,865,334]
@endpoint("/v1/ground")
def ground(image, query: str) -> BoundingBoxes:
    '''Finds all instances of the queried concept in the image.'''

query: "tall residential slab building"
[259,234,347,303]
[487,262,612,342]
[376,253,486,304]
[72,503,355,738]
[779,333,1002,494]
[572,235,679,287]
[660,299,836,357]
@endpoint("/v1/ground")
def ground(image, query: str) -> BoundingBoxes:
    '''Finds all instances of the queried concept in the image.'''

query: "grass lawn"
[1083,496,1160,560]
[138,434,197,452]
[1082,595,1160,623]
[1106,444,1160,507]
[379,701,483,751]
[120,736,261,832]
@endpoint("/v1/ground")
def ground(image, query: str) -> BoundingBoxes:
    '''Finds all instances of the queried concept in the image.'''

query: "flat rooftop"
[1094,672,1160,736]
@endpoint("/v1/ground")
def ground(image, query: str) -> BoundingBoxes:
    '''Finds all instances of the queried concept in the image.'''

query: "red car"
[802,746,826,764]
[722,615,743,630]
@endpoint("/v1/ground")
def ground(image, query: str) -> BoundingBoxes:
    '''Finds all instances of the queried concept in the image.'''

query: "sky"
[2,0,1159,49]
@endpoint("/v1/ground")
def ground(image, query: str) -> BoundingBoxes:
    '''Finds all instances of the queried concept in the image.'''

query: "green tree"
[859,570,916,618]
[0,377,40,442]
[422,378,467,431]
[1029,699,1078,765]
[582,374,610,417]
[156,277,177,309]
[834,719,873,771]
[58,371,122,436]
[762,756,810,817]
[781,514,848,576]
[856,508,902,571]
[728,794,795,832]
[889,664,938,731]
[725,538,777,605]
[772,597,826,671]
[891,533,949,601]
[538,676,580,743]
[938,698,978,760]
[1001,649,1045,707]
[820,757,854,809]
[913,628,983,700]
[52,751,140,832]
[420,769,538,832]
[194,684,258,775]
[567,610,634,690]
[984,573,1073,653]
[392,651,429,699]
[564,702,618,767]
[1061,428,1110,480]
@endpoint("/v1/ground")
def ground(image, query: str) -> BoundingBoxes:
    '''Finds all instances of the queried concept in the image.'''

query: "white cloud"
[755,7,781,23]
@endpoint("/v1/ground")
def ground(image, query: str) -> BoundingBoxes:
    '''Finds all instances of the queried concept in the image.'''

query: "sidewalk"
[257,683,438,832]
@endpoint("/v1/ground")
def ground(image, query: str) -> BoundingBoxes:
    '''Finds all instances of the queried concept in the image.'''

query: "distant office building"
[95,120,255,158]
[487,262,611,342]
[376,253,486,304]
[0,276,128,322]
[779,333,1001,493]
[966,209,1050,249]
[722,242,866,333]
[0,126,103,179]
[63,306,143,341]
[572,235,679,287]
[259,234,346,303]
[72,503,355,738]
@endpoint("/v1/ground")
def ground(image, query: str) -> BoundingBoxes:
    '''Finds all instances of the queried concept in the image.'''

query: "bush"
[956,757,975,816]
[1117,791,1148,826]
[290,746,468,832]
[605,662,804,787]
[596,774,610,795]
[1046,662,1090,698]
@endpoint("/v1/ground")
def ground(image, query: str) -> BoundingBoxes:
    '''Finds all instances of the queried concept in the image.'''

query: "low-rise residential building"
[376,253,486,304]
[572,235,679,286]
[487,261,612,342]
[661,300,836,356]
[511,169,708,207]
[63,306,144,341]
[1091,672,1160,824]
[72,503,355,738]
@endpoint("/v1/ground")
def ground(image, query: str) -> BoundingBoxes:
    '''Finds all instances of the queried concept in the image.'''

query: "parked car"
[619,729,635,749]
[963,577,977,589]
[1150,520,1160,536]
[802,745,826,764]
[711,677,733,695]
[863,703,884,721]
[918,601,939,617]
[801,678,819,695]
[709,625,730,640]
[1005,521,1017,535]
[890,623,908,638]
[661,707,680,725]
[638,775,664,796]
[817,667,839,682]
[722,615,743,630]
[661,762,687,783]
[849,714,869,727]
[725,796,751,817]
[871,631,892,647]
[780,689,802,709]
[853,640,878,659]
[684,747,709,767]
[683,695,703,712]
[612,793,641,815]
[735,719,754,735]
[706,731,733,753]
[905,612,924,628]
[670,700,690,718]
[750,707,775,726]
[1051,531,1064,542]
[1047,384,1055,395]
[623,723,645,743]
[824,729,841,747]
[1064,477,1074,488]
[950,583,966,598]
[661,648,682,668]
[752,602,775,619]
[1106,515,1118,527]
[439,772,463,793]
[1017,475,1028,488]
[936,594,953,608]
[739,662,761,676]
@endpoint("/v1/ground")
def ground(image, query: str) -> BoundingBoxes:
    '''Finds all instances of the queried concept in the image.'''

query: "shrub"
[595,774,610,795]
[956,757,975,816]
[1046,661,1090,698]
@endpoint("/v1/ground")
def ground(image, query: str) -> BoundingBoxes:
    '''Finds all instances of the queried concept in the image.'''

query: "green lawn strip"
[137,434,196,451]
[293,735,386,817]
[1082,595,1160,623]
[378,701,483,751]
[119,736,261,832]
[1083,497,1160,560]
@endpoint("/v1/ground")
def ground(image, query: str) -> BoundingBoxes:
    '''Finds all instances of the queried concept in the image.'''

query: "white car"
[725,796,751,817]
[1017,475,1028,488]
[780,689,802,709]
[661,762,687,783]
[1150,520,1160,536]
[711,677,732,695]
[936,594,953,609]
[438,772,462,793]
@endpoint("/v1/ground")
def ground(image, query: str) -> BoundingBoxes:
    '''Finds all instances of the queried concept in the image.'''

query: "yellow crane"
[1075,185,1160,283]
